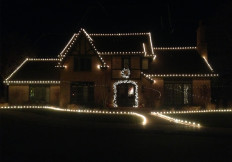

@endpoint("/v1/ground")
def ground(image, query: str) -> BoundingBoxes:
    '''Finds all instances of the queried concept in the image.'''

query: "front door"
[117,83,135,107]
[70,82,94,106]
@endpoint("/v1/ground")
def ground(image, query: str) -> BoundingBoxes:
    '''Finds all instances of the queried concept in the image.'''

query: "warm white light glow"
[89,33,149,36]
[121,68,130,79]
[143,43,147,56]
[203,56,214,72]
[5,58,28,81]
[99,51,144,55]
[0,106,147,126]
[151,112,201,128]
[113,80,138,107]
[141,72,219,78]
[3,81,60,85]
[141,72,156,83]
[28,58,60,61]
[154,47,197,50]
[148,33,154,55]
[151,109,232,114]
[133,112,147,125]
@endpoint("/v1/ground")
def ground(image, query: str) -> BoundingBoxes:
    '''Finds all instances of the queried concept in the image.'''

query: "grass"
[168,112,232,128]
[0,109,142,125]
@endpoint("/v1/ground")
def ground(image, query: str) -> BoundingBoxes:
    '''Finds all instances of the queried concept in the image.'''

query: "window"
[74,56,92,71]
[164,81,192,106]
[122,57,130,69]
[29,85,49,104]
[70,82,94,106]
[142,58,149,70]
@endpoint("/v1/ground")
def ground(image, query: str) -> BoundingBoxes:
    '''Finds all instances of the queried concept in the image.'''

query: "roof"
[89,33,154,55]
[7,59,60,81]
[144,48,214,74]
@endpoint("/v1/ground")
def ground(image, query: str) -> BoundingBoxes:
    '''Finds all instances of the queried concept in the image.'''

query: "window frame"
[164,81,192,106]
[29,85,50,104]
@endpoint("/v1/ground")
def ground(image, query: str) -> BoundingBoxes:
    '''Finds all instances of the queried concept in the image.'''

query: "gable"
[57,29,108,68]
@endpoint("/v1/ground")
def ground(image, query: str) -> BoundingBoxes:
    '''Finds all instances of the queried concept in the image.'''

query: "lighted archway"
[113,80,138,107]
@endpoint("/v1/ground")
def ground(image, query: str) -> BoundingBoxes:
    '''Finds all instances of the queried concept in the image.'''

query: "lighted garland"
[113,80,138,108]
[121,68,130,79]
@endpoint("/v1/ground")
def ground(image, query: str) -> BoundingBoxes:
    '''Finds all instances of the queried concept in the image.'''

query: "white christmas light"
[113,80,138,107]
[154,47,197,50]
[28,58,60,61]
[151,112,201,128]
[0,106,147,125]
[141,73,219,78]
[99,51,144,55]
[121,68,130,79]
[89,33,149,36]
[152,109,232,115]
[203,56,214,72]
[148,32,155,56]
[3,80,60,85]
[141,72,156,83]
[5,58,28,81]
[143,43,147,56]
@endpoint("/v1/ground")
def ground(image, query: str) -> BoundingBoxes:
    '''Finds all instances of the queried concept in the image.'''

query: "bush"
[67,104,79,110]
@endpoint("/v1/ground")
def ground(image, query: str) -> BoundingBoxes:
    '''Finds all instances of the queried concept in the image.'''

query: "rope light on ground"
[151,112,201,128]
[151,109,232,115]
[0,106,147,126]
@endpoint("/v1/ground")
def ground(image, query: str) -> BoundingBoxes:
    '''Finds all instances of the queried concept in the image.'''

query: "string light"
[154,47,197,50]
[133,113,147,125]
[113,80,139,108]
[3,81,60,85]
[143,43,147,56]
[151,112,201,128]
[0,106,147,125]
[141,73,219,78]
[152,109,232,115]
[89,33,150,36]
[121,68,130,79]
[4,58,61,84]
[5,58,28,81]
[203,56,214,72]
[141,72,156,83]
[99,51,144,55]
[55,65,67,68]
[148,32,155,56]
[28,58,60,61]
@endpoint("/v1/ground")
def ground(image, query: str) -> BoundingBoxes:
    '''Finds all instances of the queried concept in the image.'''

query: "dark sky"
[0,0,230,57]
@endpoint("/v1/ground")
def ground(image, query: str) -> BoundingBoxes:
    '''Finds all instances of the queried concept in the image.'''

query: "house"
[3,28,219,109]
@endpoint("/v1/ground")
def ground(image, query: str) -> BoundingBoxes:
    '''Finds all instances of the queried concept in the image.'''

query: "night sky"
[0,0,230,58]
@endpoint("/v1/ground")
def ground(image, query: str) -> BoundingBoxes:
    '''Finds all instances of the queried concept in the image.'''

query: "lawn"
[168,112,232,128]
[1,109,232,161]
[0,109,142,126]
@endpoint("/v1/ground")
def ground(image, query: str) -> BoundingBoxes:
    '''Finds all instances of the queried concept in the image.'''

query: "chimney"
[197,21,208,60]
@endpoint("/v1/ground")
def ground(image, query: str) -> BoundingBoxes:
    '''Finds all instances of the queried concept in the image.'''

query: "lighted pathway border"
[151,109,232,128]
[0,106,147,126]
[151,109,232,115]
[151,112,201,128]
